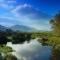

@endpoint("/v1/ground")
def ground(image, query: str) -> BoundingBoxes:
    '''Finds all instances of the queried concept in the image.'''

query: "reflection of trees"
[0,53,3,60]
[0,29,32,45]
[50,49,60,60]
[12,33,31,44]
[4,54,17,60]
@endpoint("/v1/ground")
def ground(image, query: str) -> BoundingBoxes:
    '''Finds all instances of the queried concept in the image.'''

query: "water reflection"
[6,39,52,60]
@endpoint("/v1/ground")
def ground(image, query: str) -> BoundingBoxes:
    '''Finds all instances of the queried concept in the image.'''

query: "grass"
[0,45,13,54]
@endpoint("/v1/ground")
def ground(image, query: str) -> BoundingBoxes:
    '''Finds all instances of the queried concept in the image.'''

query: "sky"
[0,0,60,31]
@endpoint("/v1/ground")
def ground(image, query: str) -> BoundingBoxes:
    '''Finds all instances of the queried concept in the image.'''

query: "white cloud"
[6,0,16,3]
[0,16,24,23]
[0,22,14,27]
[11,4,34,22]
[0,3,8,8]
[0,0,16,10]
[0,0,8,8]
[0,16,15,21]
[0,0,4,2]
[23,4,32,8]
[0,0,51,31]
[12,4,32,12]
[11,4,50,30]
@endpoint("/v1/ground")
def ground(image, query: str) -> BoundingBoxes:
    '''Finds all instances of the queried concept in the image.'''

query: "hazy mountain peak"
[10,25,38,32]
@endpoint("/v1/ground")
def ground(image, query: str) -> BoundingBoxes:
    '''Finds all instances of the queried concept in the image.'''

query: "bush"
[4,54,17,60]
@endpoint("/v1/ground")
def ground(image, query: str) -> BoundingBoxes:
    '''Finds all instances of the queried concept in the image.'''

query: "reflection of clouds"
[7,39,52,60]
[35,54,39,57]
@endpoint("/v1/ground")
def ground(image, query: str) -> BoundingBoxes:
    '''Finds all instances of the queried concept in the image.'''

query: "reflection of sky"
[7,40,52,60]
[0,0,60,30]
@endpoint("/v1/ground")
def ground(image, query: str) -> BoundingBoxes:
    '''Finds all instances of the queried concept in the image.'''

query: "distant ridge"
[0,25,50,32]
[0,25,8,31]
[10,25,39,32]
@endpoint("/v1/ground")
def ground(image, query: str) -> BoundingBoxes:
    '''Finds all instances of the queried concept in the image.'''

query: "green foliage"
[48,36,60,48]
[0,46,13,54]
[12,32,32,44]
[50,12,60,36]
[49,11,60,60]
[50,49,60,60]
[4,54,17,60]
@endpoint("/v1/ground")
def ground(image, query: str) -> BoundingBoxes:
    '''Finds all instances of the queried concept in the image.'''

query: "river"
[6,38,52,60]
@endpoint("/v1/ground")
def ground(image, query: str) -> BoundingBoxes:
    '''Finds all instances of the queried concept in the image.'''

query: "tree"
[50,11,60,60]
[12,33,31,44]
[0,32,8,45]
[50,49,60,60]
[50,11,60,36]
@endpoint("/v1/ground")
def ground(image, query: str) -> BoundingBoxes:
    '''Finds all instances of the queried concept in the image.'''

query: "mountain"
[0,25,48,32]
[10,25,38,32]
[0,25,8,31]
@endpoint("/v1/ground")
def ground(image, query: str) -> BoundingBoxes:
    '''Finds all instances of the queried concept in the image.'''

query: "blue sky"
[0,0,60,31]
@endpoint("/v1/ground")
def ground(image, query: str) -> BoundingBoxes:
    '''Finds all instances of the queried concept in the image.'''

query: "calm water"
[6,39,52,60]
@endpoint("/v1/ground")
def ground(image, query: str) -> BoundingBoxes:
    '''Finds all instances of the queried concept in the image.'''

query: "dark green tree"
[50,11,60,36]
[0,32,8,45]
